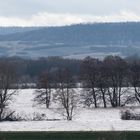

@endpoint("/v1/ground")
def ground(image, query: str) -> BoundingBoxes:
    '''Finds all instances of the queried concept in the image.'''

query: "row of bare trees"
[81,56,140,108]
[1,55,140,121]
[0,58,77,121]
[34,55,140,120]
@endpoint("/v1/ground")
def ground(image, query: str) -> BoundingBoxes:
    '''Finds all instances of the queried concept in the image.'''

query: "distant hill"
[0,22,140,59]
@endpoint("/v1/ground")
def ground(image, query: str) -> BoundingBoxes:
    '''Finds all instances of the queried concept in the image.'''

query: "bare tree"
[96,62,108,108]
[34,71,53,108]
[103,56,128,107]
[129,61,140,103]
[54,68,78,120]
[0,60,17,121]
[81,57,101,108]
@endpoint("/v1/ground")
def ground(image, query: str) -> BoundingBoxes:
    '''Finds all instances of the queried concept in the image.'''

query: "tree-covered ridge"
[0,22,140,45]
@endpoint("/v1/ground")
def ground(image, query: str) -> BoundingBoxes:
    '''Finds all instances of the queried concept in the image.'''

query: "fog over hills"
[0,22,140,59]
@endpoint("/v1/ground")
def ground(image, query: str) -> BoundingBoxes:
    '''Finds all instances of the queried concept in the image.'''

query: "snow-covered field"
[0,89,140,131]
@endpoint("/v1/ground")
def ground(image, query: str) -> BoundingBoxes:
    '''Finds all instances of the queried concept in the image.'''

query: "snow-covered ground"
[0,89,140,131]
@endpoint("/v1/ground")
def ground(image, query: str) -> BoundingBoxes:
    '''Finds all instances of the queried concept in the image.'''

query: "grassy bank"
[0,131,140,140]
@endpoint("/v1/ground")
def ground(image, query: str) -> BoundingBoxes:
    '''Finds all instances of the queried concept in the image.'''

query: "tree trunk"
[101,89,107,108]
[92,87,97,108]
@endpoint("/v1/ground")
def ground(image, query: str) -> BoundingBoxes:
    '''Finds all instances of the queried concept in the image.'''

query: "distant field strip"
[0,131,140,140]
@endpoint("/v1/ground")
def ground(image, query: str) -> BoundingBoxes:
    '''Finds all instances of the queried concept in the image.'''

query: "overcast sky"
[0,0,140,26]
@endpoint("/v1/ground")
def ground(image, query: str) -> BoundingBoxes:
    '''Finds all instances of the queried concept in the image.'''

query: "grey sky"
[0,0,140,26]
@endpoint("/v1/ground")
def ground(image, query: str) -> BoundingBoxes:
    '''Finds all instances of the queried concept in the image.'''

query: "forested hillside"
[0,23,140,58]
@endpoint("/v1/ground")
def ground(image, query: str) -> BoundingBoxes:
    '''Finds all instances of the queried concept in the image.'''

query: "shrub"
[121,109,140,120]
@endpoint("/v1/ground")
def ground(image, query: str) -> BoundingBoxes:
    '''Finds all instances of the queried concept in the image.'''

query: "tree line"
[33,55,140,120]
[0,55,140,120]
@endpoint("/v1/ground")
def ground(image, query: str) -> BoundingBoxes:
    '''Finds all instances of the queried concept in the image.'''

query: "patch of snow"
[0,89,139,131]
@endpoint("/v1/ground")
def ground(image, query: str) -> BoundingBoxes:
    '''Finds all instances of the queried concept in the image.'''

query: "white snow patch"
[0,89,139,131]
